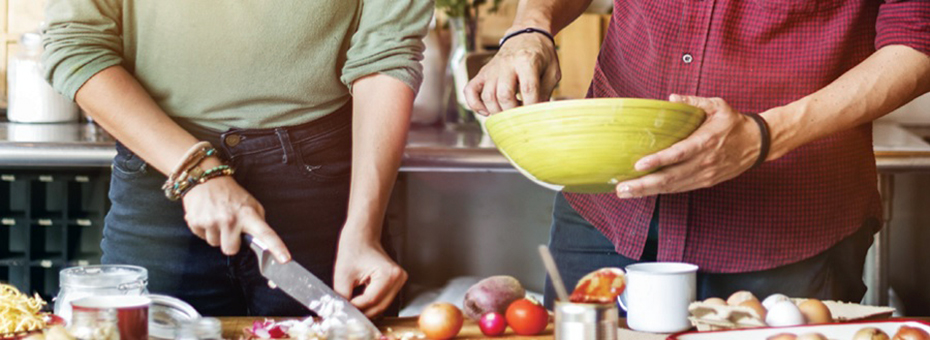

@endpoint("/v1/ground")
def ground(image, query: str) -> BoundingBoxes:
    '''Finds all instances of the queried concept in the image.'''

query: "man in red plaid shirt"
[466,0,930,306]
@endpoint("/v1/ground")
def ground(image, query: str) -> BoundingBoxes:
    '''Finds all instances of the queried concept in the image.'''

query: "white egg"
[766,301,805,327]
[762,293,790,310]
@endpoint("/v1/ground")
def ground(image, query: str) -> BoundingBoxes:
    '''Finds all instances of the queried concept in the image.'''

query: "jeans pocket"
[111,143,148,179]
[294,127,352,182]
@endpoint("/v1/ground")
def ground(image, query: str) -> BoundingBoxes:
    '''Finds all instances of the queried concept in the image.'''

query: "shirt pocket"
[749,0,841,13]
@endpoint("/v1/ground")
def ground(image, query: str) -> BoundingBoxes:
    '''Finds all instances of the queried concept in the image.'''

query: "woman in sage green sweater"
[43,0,432,317]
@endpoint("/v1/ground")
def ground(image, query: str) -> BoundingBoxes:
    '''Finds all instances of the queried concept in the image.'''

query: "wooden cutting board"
[220,317,555,340]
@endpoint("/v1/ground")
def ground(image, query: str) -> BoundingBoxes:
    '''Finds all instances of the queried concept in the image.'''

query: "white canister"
[8,32,81,123]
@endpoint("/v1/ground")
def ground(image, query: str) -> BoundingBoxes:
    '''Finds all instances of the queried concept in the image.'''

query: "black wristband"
[745,113,771,169]
[499,28,556,49]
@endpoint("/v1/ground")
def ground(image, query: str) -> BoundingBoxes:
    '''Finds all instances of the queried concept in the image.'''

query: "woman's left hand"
[333,232,407,318]
[615,95,765,198]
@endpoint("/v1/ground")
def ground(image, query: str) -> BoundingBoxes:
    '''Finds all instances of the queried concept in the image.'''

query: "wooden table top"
[220,316,605,340]
[218,317,930,340]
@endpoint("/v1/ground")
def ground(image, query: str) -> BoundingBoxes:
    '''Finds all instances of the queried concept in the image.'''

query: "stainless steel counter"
[3,121,930,172]
[0,121,518,171]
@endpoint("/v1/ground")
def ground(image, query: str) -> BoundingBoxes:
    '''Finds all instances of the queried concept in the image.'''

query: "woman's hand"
[182,175,292,263]
[464,31,560,115]
[614,95,763,198]
[333,232,407,318]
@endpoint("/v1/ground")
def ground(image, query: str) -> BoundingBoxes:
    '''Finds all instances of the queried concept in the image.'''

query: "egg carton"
[688,299,895,332]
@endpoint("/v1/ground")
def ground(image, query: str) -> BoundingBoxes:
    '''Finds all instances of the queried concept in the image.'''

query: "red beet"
[463,276,526,320]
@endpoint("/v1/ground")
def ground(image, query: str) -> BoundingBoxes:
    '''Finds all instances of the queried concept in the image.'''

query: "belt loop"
[275,128,296,164]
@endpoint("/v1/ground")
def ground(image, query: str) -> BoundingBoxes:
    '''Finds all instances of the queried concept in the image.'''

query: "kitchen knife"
[245,235,381,337]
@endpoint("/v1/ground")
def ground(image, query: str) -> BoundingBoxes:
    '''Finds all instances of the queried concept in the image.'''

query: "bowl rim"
[486,98,705,126]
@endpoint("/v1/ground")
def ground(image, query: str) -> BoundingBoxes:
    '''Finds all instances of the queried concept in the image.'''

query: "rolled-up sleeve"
[340,0,433,93]
[42,0,123,100]
[875,0,930,56]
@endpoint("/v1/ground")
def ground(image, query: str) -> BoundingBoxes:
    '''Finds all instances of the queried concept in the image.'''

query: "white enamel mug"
[618,262,698,333]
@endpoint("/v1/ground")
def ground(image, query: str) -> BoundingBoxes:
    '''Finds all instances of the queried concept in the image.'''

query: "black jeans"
[103,109,355,316]
[544,192,875,312]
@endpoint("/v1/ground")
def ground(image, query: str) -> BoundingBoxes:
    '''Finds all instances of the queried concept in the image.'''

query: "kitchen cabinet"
[0,169,108,301]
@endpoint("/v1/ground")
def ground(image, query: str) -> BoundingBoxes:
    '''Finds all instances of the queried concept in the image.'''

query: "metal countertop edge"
[3,147,929,173]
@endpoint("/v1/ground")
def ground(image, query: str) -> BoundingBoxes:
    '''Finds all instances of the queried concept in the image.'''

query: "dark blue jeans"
[103,109,354,316]
[544,192,874,312]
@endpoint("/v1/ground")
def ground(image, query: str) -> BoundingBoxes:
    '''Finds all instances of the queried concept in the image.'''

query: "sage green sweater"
[42,0,432,130]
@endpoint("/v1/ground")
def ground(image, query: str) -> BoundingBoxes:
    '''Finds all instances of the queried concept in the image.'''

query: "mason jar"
[55,265,148,324]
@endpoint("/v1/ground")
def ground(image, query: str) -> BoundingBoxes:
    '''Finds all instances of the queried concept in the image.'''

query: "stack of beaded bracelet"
[161,142,236,201]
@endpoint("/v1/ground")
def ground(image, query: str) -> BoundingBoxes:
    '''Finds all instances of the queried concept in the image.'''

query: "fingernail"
[669,94,680,102]
[478,110,489,116]
[277,253,291,263]
[617,185,632,198]
[635,157,654,171]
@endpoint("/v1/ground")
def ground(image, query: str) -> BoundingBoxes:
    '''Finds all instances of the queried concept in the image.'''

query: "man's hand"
[464,31,560,115]
[333,233,408,318]
[614,95,763,198]
[182,175,291,263]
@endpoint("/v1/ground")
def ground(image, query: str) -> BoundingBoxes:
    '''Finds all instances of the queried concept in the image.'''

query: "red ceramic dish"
[0,314,65,340]
[668,319,930,340]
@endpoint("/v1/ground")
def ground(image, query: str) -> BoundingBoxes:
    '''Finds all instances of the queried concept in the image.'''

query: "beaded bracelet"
[163,142,214,186]
[166,165,236,201]
[162,142,223,200]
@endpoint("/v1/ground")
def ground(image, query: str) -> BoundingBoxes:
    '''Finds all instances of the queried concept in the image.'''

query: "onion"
[418,303,464,340]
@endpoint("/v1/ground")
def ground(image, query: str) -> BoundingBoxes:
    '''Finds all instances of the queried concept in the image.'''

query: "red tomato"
[505,298,549,335]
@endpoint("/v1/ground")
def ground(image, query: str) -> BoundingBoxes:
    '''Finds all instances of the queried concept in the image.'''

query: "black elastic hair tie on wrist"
[499,27,556,49]
[745,113,771,169]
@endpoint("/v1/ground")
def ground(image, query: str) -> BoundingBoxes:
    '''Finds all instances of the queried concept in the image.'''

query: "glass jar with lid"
[55,265,148,324]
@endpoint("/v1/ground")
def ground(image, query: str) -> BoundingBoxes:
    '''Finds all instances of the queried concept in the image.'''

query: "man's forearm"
[511,0,594,34]
[343,75,414,242]
[762,45,930,160]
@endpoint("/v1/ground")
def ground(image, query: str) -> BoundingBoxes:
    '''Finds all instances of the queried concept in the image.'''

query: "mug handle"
[617,291,629,312]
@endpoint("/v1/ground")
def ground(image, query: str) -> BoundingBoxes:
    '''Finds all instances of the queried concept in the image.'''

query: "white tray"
[669,319,930,340]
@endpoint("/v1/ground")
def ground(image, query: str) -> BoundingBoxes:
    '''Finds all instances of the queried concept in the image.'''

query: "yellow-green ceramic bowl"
[485,98,705,193]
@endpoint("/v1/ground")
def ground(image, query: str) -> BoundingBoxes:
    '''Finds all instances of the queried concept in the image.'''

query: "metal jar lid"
[148,294,202,339]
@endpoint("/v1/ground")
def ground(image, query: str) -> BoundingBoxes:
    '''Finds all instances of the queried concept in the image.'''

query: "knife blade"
[245,235,381,337]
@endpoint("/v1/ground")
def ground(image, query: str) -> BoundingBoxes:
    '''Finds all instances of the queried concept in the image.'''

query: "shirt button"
[224,134,241,147]
[682,53,694,64]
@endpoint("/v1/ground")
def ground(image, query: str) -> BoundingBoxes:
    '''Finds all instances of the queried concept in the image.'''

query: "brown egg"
[727,290,758,306]
[853,327,890,340]
[797,299,832,324]
[739,299,767,320]
[703,297,728,306]
[796,333,828,340]
[893,325,930,340]
[767,333,797,340]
